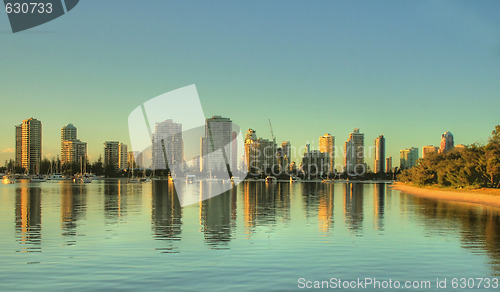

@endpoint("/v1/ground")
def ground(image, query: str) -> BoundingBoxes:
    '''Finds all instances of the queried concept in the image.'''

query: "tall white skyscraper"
[152,119,183,170]
[201,116,232,171]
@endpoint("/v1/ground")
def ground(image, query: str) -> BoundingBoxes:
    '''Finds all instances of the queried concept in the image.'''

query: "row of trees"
[398,126,500,188]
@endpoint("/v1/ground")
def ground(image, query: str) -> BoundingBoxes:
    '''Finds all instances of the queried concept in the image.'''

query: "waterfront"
[0,180,499,291]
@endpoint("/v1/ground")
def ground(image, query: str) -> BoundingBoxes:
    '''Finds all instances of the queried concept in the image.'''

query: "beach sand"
[391,182,500,208]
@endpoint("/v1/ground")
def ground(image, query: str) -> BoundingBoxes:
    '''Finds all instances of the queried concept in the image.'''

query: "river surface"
[0,180,499,291]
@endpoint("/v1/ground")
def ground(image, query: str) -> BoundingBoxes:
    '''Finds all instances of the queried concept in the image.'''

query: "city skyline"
[3,115,486,173]
[1,1,499,169]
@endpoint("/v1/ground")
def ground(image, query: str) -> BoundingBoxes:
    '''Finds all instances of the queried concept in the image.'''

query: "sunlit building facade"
[104,141,120,171]
[21,118,42,174]
[61,140,87,165]
[422,145,439,159]
[439,131,454,153]
[319,133,335,174]
[374,135,385,174]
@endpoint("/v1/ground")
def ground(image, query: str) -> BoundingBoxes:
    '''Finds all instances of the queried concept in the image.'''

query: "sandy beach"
[391,182,500,208]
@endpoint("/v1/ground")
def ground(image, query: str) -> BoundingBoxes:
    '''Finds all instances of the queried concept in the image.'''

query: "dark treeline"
[398,125,500,188]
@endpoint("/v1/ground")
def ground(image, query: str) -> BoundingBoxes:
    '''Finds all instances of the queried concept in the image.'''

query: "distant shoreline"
[391,182,500,208]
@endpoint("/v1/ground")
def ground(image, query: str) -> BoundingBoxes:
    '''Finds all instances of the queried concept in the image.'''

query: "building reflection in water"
[373,183,385,231]
[243,182,291,237]
[301,183,334,236]
[409,196,500,276]
[318,184,334,235]
[60,183,87,245]
[344,183,364,234]
[199,182,235,249]
[104,180,128,224]
[15,187,42,252]
[151,181,182,253]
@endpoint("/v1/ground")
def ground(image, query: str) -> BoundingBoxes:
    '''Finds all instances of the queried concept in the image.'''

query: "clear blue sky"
[1,0,499,168]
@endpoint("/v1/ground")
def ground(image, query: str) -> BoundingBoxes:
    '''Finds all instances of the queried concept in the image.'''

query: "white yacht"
[47,173,67,181]
[186,175,196,184]
[30,174,47,183]
[74,173,92,183]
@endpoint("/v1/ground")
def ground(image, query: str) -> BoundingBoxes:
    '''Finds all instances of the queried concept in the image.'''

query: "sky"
[1,0,499,169]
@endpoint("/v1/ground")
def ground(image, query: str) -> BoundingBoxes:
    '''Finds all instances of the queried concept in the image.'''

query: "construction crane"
[268,118,276,143]
[269,119,277,171]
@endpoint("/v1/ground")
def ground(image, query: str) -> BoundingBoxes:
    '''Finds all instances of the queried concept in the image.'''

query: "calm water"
[1,180,499,291]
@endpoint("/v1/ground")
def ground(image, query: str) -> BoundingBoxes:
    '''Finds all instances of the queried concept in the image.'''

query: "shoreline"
[391,182,500,208]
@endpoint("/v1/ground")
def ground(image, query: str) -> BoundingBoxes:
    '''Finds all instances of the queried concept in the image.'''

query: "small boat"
[47,173,67,181]
[266,176,277,183]
[185,175,196,184]
[206,177,220,183]
[2,174,16,184]
[30,175,47,183]
[128,179,141,183]
[74,173,92,183]
[290,176,298,182]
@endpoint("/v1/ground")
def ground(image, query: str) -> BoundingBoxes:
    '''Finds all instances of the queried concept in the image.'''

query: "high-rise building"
[21,118,42,174]
[279,141,291,172]
[344,129,364,174]
[400,147,419,169]
[374,135,385,174]
[319,133,335,174]
[61,140,87,165]
[422,145,439,159]
[244,129,276,173]
[301,150,329,178]
[152,119,183,170]
[61,123,77,146]
[439,131,454,153]
[276,141,291,173]
[60,123,88,165]
[386,157,392,173]
[118,143,128,170]
[374,136,384,173]
[15,124,22,167]
[104,141,120,171]
[201,116,232,171]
